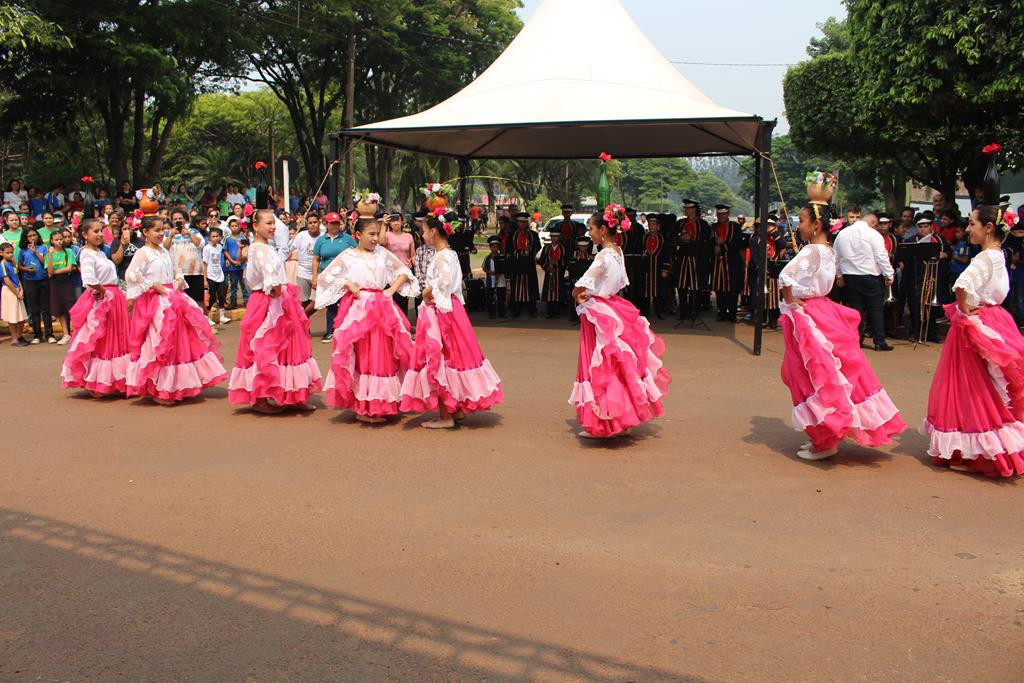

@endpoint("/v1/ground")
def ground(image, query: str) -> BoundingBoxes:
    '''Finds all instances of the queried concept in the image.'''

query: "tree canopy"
[784,2,1024,204]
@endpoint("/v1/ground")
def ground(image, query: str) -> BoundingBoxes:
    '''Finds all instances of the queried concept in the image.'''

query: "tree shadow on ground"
[742,415,891,470]
[0,508,701,682]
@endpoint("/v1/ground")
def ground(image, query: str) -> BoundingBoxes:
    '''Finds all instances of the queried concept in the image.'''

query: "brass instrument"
[884,282,896,304]
[919,258,940,344]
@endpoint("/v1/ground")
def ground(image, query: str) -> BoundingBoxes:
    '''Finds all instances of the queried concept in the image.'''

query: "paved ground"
[1,311,1022,682]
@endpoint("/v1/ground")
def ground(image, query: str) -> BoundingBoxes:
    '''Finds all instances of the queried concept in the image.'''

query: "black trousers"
[392,292,410,320]
[487,286,506,318]
[842,273,886,345]
[715,290,739,320]
[23,278,53,339]
[183,274,205,307]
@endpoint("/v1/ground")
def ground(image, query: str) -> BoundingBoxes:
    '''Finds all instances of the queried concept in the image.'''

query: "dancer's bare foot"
[578,430,610,439]
[356,414,385,424]
[423,419,456,429]
[153,397,176,406]
[252,400,284,414]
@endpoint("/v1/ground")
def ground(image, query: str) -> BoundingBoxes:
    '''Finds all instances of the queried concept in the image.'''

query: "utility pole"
[269,121,276,194]
[343,28,355,209]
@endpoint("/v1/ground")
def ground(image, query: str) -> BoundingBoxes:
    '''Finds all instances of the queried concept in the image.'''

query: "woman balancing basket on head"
[778,172,906,461]
[569,202,671,439]
[922,144,1024,477]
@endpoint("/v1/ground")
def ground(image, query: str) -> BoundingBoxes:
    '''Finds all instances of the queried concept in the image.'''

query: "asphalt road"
[1,312,1021,681]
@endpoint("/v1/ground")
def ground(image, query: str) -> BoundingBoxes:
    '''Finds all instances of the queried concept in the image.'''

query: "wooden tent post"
[752,121,775,356]
[328,134,340,212]
[458,158,470,215]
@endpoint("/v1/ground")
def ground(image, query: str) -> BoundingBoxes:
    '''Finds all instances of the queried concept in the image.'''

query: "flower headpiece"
[603,203,631,232]
[80,175,94,184]
[354,189,381,205]
[70,214,81,231]
[599,152,613,163]
[421,182,455,199]
[805,170,838,188]
[982,143,1002,155]
[432,207,460,235]
[1002,210,1019,230]
[134,188,155,201]
[806,169,838,204]
[255,160,268,171]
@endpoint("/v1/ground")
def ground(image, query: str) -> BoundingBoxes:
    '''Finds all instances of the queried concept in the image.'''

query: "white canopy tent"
[331,0,776,353]
[337,0,763,159]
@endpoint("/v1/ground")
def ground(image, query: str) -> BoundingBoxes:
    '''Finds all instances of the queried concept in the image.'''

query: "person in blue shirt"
[1,242,29,345]
[949,224,970,279]
[311,211,357,341]
[27,187,47,217]
[223,216,248,309]
[17,227,54,343]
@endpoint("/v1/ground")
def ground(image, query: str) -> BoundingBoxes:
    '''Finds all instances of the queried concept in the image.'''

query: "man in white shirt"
[289,213,321,312]
[834,216,895,351]
[225,184,247,207]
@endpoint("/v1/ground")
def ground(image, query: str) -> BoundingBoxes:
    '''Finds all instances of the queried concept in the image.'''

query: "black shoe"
[874,342,894,351]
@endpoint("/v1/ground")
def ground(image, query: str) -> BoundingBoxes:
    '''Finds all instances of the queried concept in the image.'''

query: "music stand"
[896,242,942,347]
[675,287,711,331]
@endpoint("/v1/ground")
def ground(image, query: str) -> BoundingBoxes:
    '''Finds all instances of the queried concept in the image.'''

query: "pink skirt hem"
[60,285,130,395]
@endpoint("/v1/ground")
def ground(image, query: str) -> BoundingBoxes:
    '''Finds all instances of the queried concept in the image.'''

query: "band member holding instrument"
[711,204,747,323]
[538,223,568,318]
[509,211,541,318]
[639,214,670,319]
[673,199,712,321]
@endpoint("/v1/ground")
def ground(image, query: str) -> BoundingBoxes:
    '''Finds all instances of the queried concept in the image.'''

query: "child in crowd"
[224,217,248,308]
[949,224,970,281]
[228,209,321,413]
[46,230,77,345]
[124,216,227,404]
[60,218,130,396]
[18,227,54,343]
[483,236,507,318]
[1,242,29,346]
[202,227,230,326]
[401,214,502,428]
[314,217,418,423]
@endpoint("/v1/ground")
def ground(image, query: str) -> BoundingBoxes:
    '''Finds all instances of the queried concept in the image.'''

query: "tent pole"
[752,122,775,357]
[458,158,470,215]
[328,134,340,212]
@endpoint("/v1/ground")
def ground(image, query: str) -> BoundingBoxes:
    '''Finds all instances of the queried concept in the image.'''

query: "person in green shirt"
[2,209,23,259]
[36,211,56,246]
[217,192,231,219]
[46,230,77,344]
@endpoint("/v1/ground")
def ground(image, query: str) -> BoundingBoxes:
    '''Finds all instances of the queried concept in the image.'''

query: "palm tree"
[186,147,243,192]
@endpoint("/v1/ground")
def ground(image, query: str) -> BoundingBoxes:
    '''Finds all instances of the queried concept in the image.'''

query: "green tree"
[0,0,244,185]
[785,5,1024,204]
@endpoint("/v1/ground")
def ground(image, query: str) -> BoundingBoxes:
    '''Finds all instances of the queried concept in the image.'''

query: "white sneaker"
[56,335,71,346]
[208,318,216,327]
[219,314,231,324]
[29,338,41,345]
[797,447,837,461]
[47,336,58,344]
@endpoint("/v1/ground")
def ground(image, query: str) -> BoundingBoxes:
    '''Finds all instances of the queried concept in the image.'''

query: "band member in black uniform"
[899,211,948,342]
[876,213,899,335]
[509,211,541,317]
[623,207,647,308]
[538,223,568,318]
[448,214,476,279]
[710,204,747,322]
[640,214,671,319]
[673,199,712,320]
[568,222,595,323]
[747,215,787,328]
[495,214,513,254]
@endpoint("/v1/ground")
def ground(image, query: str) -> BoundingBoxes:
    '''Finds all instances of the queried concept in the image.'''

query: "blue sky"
[516,0,847,132]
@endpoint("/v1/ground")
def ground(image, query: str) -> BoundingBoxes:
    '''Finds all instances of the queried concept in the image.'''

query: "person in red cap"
[311,211,357,341]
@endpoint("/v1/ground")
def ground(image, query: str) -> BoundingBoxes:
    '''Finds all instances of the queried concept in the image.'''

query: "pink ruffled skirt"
[326,290,414,417]
[60,285,130,395]
[922,304,1024,477]
[229,285,322,406]
[570,295,671,437]
[780,297,905,451]
[126,286,228,402]
[400,298,503,414]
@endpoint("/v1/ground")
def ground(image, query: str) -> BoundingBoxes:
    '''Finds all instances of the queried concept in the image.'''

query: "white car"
[539,214,590,245]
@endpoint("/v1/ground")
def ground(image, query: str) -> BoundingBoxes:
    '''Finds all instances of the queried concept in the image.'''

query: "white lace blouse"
[124,245,183,299]
[954,248,1009,308]
[426,248,465,313]
[79,247,117,287]
[575,247,628,297]
[778,244,836,299]
[244,242,286,294]
[314,245,419,309]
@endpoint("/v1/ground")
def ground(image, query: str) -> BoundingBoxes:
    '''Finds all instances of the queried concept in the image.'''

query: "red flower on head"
[255,161,268,170]
[81,175,94,184]
[982,143,1002,155]
[132,209,144,220]
[433,207,447,218]
[599,152,612,163]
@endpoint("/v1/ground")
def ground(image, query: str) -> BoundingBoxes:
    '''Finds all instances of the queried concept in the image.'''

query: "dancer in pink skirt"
[401,214,502,428]
[124,216,227,404]
[228,209,321,413]
[60,218,130,396]
[314,217,418,423]
[779,200,906,461]
[922,151,1024,477]
[570,205,671,439]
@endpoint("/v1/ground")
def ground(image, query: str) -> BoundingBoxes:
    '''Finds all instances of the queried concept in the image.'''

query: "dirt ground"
[1,311,1022,682]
